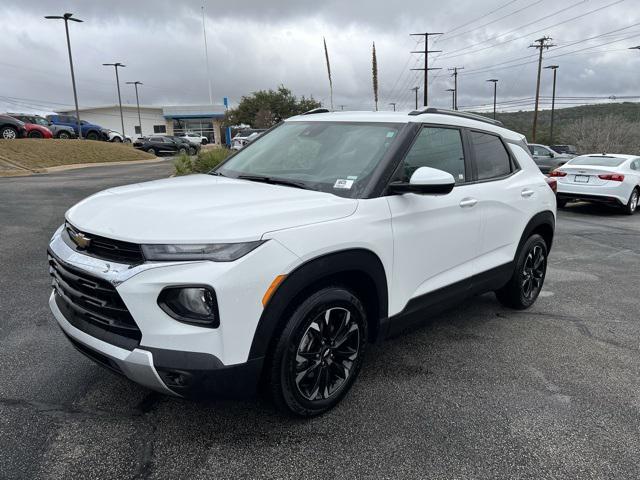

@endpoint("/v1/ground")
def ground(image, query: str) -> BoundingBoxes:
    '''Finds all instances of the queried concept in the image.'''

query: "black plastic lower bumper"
[142,346,264,399]
[557,192,624,206]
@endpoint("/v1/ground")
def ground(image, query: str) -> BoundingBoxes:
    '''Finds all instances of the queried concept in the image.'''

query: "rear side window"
[471,132,512,180]
[402,127,465,183]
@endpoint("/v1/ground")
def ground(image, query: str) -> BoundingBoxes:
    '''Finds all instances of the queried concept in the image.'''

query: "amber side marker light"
[262,275,287,307]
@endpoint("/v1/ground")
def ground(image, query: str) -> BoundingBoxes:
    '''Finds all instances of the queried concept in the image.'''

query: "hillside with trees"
[476,102,640,153]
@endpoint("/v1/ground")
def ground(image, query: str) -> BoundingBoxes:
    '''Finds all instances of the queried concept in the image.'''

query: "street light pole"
[44,13,83,139]
[487,79,498,119]
[126,81,143,137]
[103,63,126,138]
[544,66,559,144]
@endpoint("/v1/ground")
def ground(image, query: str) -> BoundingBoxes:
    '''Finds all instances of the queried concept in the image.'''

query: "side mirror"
[388,166,455,195]
[548,152,555,158]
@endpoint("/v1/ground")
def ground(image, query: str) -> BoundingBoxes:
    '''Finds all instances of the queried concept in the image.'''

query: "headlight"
[158,286,219,327]
[141,241,265,262]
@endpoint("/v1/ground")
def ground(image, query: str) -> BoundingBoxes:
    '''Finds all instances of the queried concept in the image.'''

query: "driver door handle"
[521,189,535,198]
[459,198,478,208]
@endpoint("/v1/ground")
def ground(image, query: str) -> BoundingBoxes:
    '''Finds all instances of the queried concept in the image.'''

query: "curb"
[0,157,167,177]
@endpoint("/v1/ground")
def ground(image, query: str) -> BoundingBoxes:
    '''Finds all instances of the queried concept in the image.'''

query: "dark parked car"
[0,115,28,139]
[9,113,76,139]
[551,144,578,155]
[46,115,106,141]
[133,136,200,156]
[528,143,573,174]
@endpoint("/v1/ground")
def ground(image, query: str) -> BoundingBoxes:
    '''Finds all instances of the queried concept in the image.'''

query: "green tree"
[225,86,320,128]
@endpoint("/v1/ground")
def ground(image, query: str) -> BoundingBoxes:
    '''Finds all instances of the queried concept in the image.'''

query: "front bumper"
[47,224,299,397]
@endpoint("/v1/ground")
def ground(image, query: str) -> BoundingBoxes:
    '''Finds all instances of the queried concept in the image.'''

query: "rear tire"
[268,287,367,417]
[495,234,548,310]
[1,126,18,139]
[147,147,156,156]
[178,147,187,155]
[623,188,638,215]
[188,147,196,156]
[112,136,122,143]
[86,131,99,141]
[201,138,208,145]
[57,131,71,139]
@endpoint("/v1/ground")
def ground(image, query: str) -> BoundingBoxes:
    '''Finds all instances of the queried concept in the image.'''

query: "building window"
[135,126,141,135]
[153,125,166,134]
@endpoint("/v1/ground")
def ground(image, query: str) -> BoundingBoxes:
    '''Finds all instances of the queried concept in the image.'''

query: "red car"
[24,122,53,139]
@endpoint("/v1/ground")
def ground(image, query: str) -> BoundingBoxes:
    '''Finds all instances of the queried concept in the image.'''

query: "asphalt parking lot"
[1,163,638,479]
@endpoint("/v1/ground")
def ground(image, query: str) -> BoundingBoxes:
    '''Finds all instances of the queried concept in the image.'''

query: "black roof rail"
[408,107,504,127]
[302,108,331,115]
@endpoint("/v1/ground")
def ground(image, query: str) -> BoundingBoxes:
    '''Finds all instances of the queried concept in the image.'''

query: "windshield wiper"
[209,171,226,177]
[237,174,308,190]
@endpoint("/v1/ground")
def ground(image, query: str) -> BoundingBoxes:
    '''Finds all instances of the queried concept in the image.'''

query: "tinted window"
[149,137,163,142]
[568,156,625,167]
[402,127,465,183]
[153,125,167,134]
[472,132,512,180]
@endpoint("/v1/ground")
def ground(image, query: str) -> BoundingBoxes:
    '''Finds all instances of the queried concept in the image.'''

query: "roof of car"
[285,109,524,141]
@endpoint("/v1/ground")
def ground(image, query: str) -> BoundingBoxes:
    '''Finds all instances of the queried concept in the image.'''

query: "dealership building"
[56,104,227,144]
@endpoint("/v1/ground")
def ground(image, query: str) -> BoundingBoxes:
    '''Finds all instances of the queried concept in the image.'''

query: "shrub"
[173,148,231,176]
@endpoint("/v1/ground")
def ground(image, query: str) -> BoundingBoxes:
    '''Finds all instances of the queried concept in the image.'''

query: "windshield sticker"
[347,175,358,180]
[386,131,396,138]
[334,179,354,190]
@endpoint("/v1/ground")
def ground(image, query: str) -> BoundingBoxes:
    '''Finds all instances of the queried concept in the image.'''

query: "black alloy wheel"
[269,287,367,417]
[294,306,361,401]
[496,233,548,309]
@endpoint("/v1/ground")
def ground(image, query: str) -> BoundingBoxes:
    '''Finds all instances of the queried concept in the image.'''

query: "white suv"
[47,108,556,416]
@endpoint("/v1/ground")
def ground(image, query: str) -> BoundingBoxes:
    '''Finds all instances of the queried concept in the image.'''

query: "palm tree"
[323,37,334,110]
[372,42,379,111]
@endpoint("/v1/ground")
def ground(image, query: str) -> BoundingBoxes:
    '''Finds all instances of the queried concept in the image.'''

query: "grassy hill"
[0,139,155,176]
[475,102,640,145]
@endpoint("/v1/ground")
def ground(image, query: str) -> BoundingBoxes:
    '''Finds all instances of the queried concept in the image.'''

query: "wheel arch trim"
[518,210,555,254]
[247,248,389,360]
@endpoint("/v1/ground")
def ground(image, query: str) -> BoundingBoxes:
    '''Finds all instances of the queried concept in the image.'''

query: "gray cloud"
[1,0,640,115]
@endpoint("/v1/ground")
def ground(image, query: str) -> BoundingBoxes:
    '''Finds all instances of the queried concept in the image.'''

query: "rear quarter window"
[471,131,513,180]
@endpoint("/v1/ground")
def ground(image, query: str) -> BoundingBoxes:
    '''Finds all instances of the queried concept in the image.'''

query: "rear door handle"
[521,189,535,198]
[459,198,478,208]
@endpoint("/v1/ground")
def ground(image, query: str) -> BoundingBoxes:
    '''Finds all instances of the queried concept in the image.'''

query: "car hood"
[66,174,358,243]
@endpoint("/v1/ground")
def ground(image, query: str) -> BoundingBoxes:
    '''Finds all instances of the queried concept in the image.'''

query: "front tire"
[86,131,99,141]
[623,188,638,215]
[178,147,187,155]
[28,130,44,139]
[1,126,18,139]
[112,136,122,143]
[268,287,367,417]
[201,138,208,145]
[495,234,548,310]
[147,147,156,156]
[57,131,71,139]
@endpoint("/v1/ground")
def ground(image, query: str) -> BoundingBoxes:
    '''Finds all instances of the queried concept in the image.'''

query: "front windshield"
[216,121,403,198]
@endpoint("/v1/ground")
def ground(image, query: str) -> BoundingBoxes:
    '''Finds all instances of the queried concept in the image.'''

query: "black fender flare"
[517,210,555,255]
[247,248,389,360]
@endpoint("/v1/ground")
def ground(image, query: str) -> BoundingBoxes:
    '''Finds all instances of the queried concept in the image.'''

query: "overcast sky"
[2,0,640,114]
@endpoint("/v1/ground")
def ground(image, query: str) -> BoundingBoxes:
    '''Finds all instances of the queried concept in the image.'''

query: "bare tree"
[561,115,640,154]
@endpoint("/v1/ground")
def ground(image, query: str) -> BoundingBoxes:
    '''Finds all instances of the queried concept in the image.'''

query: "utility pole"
[103,63,126,138]
[44,13,83,139]
[410,32,442,107]
[529,36,555,142]
[544,66,559,143]
[446,89,456,109]
[201,6,213,104]
[389,102,397,111]
[126,81,143,137]
[487,79,498,119]
[410,86,420,110]
[448,67,464,110]
[630,47,640,121]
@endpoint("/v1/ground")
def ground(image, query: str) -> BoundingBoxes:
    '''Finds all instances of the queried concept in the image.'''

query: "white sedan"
[550,154,640,214]
[180,132,209,145]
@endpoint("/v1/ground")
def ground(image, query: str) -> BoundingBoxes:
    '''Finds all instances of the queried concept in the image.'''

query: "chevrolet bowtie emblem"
[70,230,91,249]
